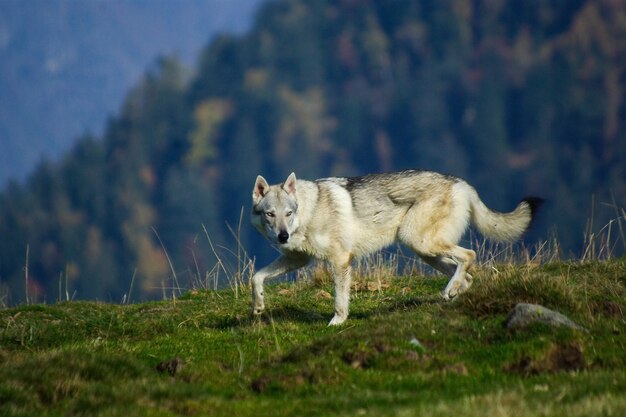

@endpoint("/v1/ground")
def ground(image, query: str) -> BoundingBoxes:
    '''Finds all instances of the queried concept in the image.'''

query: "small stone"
[504,303,587,332]
[408,337,427,354]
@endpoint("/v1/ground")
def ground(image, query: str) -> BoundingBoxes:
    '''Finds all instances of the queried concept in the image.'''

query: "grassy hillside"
[1,258,625,416]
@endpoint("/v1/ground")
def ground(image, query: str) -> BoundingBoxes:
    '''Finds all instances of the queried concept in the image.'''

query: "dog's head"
[251,172,299,245]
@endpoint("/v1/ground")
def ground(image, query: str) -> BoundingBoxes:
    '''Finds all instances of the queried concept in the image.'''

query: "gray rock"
[504,303,587,332]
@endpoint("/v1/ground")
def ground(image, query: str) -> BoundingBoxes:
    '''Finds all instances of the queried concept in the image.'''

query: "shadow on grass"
[210,305,328,329]
[210,295,443,329]
[379,294,443,314]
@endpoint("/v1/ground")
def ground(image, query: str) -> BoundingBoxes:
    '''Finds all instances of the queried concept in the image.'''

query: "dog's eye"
[285,210,293,217]
[265,212,275,218]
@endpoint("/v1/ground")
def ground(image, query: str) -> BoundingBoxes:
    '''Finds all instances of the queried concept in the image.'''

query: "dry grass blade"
[152,227,181,299]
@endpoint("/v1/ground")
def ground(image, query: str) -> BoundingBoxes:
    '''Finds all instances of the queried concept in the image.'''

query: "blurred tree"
[1,0,625,304]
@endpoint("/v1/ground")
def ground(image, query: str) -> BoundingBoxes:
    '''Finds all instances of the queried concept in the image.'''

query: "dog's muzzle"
[277,230,289,244]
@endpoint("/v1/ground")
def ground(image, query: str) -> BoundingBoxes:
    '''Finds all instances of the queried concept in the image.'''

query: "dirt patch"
[250,369,318,393]
[549,342,585,371]
[282,339,331,364]
[591,300,624,318]
[342,350,373,369]
[507,342,585,375]
[277,288,295,296]
[156,357,184,376]
[315,290,332,300]
[443,362,469,376]
[342,341,391,369]
[250,374,273,393]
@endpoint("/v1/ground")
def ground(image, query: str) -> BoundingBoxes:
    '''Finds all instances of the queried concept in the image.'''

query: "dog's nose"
[277,231,289,244]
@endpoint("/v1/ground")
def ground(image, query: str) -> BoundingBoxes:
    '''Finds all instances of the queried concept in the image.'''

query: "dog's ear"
[253,175,270,203]
[283,172,297,195]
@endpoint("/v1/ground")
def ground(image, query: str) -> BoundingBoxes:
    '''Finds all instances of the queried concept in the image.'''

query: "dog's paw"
[328,314,347,326]
[442,275,473,301]
[442,281,460,301]
[441,290,456,302]
[456,276,473,294]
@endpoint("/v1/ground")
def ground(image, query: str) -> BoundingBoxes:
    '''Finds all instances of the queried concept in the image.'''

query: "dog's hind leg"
[398,189,475,301]
[421,254,474,299]
[421,255,456,275]
[437,246,475,300]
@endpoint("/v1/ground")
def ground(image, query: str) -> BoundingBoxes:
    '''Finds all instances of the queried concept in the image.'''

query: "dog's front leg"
[328,257,353,326]
[252,254,309,315]
[252,270,268,315]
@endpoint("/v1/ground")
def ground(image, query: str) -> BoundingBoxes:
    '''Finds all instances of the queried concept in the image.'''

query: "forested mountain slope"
[1,0,624,304]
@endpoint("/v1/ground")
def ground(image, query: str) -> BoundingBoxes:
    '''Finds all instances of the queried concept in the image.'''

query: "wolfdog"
[251,170,542,326]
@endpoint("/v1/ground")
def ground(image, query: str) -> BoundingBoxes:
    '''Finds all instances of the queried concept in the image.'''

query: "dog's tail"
[469,190,544,242]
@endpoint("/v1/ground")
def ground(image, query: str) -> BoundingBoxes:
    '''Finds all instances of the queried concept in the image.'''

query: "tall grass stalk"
[581,195,626,262]
[24,244,29,305]
[58,272,62,303]
[0,284,7,309]
[122,268,137,305]
[203,224,231,294]
[201,209,254,297]
[152,227,181,300]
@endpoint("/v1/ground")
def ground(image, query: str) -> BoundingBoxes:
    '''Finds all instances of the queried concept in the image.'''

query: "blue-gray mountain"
[0,0,263,187]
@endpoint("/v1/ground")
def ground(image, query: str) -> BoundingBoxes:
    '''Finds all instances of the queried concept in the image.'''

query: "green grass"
[1,259,626,416]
